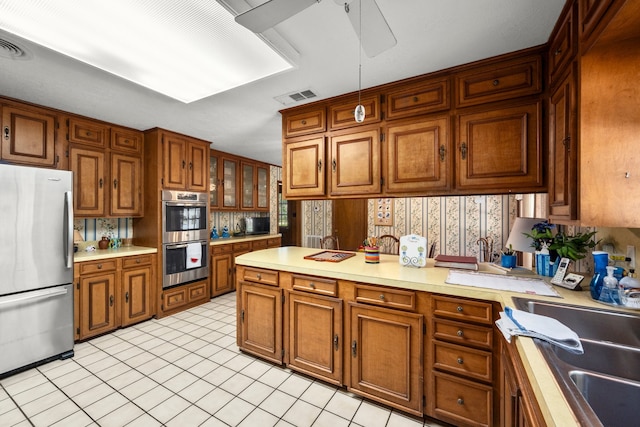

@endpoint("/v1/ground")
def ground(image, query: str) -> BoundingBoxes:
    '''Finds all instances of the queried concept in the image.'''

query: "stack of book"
[434,254,479,271]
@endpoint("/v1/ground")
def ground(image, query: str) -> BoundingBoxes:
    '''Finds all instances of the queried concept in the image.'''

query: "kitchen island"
[235,246,616,427]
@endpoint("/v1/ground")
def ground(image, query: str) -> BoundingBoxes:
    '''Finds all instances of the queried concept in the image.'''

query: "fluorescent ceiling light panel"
[0,0,293,103]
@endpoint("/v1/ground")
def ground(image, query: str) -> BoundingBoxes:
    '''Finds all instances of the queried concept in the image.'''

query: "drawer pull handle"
[456,305,463,312]
[379,294,385,301]
[125,292,129,303]
[136,259,141,264]
[457,357,464,364]
[301,120,307,125]
[109,295,114,306]
[334,334,339,351]
[309,283,316,289]
[97,264,102,269]
[493,79,500,86]
[413,96,419,102]
[439,144,445,162]
[555,48,562,56]
[351,340,357,357]
[457,330,464,337]
[457,398,464,405]
[257,273,262,280]
[460,143,467,160]
[4,126,9,140]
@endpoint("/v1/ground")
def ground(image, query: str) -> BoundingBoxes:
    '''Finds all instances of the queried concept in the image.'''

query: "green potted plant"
[500,244,517,268]
[549,231,599,262]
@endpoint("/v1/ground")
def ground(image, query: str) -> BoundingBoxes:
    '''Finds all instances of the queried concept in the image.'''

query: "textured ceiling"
[0,0,565,166]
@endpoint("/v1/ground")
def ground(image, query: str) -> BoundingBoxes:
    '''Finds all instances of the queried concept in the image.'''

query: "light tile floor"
[0,292,450,427]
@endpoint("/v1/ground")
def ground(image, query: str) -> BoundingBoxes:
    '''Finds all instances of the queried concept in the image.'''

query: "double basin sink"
[512,297,640,427]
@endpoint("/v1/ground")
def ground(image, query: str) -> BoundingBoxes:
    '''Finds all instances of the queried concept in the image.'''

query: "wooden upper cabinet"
[455,101,543,193]
[110,126,143,155]
[329,129,381,196]
[67,117,108,148]
[70,146,105,217]
[548,2,577,87]
[329,94,381,130]
[283,107,326,138]
[222,156,239,209]
[111,153,143,217]
[385,116,451,194]
[548,65,578,222]
[385,78,450,120]
[578,0,617,50]
[455,55,541,107]
[1,102,57,167]
[187,140,208,192]
[283,136,326,198]
[162,132,209,192]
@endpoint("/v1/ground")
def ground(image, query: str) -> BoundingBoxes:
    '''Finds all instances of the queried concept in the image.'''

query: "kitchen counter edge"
[74,246,157,263]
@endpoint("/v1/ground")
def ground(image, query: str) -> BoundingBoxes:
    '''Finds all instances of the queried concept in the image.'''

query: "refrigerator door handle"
[64,191,73,269]
[0,287,69,307]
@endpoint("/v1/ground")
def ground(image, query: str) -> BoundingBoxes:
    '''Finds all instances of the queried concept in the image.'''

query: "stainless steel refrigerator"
[0,164,74,377]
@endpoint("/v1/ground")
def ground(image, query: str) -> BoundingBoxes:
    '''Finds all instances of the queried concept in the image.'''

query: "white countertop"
[235,246,639,427]
[210,234,281,246]
[74,245,157,262]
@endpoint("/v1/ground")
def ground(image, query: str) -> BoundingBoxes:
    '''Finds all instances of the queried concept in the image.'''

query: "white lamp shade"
[505,217,548,253]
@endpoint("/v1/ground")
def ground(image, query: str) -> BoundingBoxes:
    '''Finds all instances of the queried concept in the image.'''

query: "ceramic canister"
[364,246,380,264]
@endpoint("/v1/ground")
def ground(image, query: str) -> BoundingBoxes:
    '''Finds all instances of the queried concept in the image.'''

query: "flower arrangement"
[523,220,556,251]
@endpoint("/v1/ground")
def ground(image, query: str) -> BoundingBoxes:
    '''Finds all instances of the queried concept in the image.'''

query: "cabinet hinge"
[76,281,80,290]
[76,327,80,335]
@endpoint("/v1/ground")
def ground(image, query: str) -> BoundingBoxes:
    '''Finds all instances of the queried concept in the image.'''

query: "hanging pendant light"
[354,0,365,123]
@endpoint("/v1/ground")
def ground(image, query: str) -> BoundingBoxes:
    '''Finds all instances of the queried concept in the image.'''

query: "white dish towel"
[186,242,202,269]
[496,307,584,354]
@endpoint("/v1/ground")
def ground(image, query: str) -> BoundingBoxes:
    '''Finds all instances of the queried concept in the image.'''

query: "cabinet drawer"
[432,371,492,427]
[432,295,493,324]
[164,287,187,310]
[284,108,326,138]
[267,237,281,248]
[455,55,541,107]
[67,117,108,147]
[292,274,337,297]
[329,95,381,130]
[188,282,207,301]
[233,242,252,254]
[433,341,492,382]
[242,267,279,286]
[212,243,233,255]
[121,254,153,269]
[433,318,493,350]
[110,127,143,154]
[251,239,268,251]
[78,259,117,275]
[354,284,416,311]
[385,78,450,120]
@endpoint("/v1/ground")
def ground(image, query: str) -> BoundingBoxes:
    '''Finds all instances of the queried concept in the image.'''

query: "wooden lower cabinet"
[160,280,208,316]
[349,302,424,416]
[76,254,155,341]
[211,245,234,297]
[237,270,282,364]
[500,338,546,427]
[285,290,343,385]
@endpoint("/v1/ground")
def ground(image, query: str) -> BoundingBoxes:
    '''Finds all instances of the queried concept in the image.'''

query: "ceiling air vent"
[275,89,317,105]
[0,38,31,60]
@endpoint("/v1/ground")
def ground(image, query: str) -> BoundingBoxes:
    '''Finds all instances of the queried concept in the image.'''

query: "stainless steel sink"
[512,297,640,427]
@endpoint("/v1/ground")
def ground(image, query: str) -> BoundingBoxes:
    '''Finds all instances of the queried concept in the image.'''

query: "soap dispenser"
[599,265,620,305]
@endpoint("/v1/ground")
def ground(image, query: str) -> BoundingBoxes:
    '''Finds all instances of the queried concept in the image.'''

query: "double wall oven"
[162,190,209,289]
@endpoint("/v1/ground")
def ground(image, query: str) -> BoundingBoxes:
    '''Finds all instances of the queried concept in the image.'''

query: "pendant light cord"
[358,0,362,107]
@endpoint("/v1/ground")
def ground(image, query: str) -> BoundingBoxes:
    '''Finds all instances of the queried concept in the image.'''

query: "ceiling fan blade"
[345,0,397,57]
[235,0,320,33]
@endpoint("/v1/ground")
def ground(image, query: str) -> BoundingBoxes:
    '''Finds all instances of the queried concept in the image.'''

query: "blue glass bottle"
[589,251,609,300]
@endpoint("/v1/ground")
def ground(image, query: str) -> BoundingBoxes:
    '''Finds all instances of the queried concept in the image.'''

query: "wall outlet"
[627,245,636,269]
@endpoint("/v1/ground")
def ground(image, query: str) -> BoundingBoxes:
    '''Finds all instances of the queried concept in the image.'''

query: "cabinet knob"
[109,295,114,306]
[457,357,464,364]
[439,145,446,162]
[492,79,500,86]
[136,258,141,263]
[460,143,467,160]
[456,305,463,312]
[457,398,464,405]
[309,282,316,289]
[125,292,129,303]
[301,120,307,125]
[113,179,118,189]
[97,264,102,269]
[334,334,339,351]
[379,294,385,301]
[99,178,103,188]
[413,96,419,103]
[555,48,562,56]
[457,329,464,337]
[332,159,337,171]
[3,126,9,140]
[256,273,262,280]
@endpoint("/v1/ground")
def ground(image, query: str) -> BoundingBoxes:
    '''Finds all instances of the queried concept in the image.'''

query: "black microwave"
[241,217,270,235]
